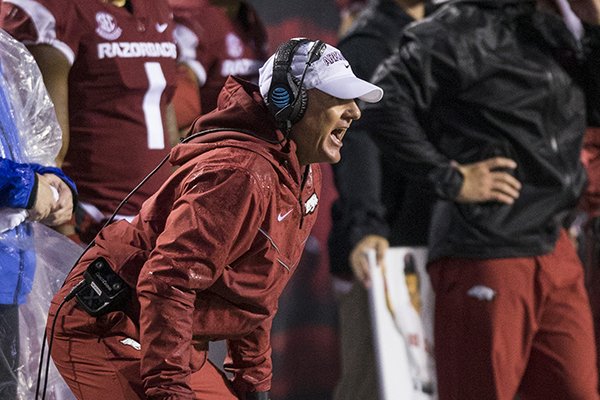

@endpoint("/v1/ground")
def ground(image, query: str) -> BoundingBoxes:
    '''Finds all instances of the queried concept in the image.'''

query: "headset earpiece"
[267,38,309,129]
[267,38,325,131]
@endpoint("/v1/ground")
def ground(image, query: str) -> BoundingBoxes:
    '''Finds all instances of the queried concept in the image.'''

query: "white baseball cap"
[259,40,383,104]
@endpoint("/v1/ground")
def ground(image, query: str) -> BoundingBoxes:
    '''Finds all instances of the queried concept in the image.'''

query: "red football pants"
[428,231,599,400]
[47,270,238,400]
[584,219,600,382]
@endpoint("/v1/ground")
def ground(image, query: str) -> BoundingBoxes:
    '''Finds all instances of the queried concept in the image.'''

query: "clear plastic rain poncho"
[0,29,82,399]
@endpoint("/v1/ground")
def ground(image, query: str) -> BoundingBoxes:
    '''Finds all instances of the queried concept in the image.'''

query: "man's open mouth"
[331,128,346,145]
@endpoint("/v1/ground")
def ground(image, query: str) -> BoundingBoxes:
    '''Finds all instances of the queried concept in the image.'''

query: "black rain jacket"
[362,0,600,261]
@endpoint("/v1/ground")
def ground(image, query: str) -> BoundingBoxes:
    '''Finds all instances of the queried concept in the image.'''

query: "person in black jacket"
[327,1,426,399]
[357,0,600,398]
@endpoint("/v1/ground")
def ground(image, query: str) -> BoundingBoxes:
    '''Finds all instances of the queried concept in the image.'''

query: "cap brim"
[316,76,383,103]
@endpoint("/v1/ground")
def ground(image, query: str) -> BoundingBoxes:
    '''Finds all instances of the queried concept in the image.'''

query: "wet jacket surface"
[362,0,600,260]
[69,77,322,397]
[1,29,77,304]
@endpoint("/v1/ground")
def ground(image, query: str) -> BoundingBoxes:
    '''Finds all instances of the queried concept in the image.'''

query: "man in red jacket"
[46,39,382,400]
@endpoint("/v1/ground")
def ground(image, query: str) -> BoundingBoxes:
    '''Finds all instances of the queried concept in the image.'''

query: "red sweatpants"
[428,231,599,400]
[46,268,238,400]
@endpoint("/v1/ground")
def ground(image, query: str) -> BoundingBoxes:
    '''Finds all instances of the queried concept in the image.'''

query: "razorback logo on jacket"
[304,193,318,215]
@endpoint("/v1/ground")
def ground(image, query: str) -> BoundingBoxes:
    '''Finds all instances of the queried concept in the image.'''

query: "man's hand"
[567,0,600,24]
[28,173,57,222]
[454,157,521,204]
[349,235,389,289]
[38,173,74,226]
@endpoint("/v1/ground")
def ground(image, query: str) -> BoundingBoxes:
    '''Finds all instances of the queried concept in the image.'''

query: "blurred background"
[248,2,343,399]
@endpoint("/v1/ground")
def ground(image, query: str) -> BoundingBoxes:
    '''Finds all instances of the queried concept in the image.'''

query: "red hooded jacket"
[70,77,322,397]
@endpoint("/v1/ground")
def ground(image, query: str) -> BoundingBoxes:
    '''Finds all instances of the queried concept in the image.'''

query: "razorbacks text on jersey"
[1,0,178,216]
[171,0,268,114]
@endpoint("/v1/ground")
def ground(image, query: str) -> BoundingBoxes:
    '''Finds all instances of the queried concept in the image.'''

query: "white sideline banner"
[367,247,437,400]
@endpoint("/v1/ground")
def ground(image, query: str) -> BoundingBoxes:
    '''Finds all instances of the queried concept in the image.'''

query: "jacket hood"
[168,77,304,184]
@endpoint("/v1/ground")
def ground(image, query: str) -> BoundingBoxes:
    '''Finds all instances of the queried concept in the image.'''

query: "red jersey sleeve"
[172,0,268,114]
[2,0,84,64]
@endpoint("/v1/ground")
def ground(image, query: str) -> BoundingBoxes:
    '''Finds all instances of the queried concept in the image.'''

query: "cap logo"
[322,51,345,66]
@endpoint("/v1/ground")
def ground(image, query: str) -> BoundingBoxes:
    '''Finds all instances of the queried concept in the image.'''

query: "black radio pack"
[75,257,130,317]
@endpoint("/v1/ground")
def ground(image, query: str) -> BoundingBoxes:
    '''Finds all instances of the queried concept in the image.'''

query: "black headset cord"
[35,127,280,400]
[35,280,86,400]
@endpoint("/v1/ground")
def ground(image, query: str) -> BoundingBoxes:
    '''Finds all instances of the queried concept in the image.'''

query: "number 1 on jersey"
[143,62,167,149]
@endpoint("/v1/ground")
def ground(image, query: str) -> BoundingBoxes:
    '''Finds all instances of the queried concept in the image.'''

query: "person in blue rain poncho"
[0,26,76,399]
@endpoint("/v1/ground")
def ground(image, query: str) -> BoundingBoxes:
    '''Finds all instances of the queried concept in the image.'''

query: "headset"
[266,38,326,132]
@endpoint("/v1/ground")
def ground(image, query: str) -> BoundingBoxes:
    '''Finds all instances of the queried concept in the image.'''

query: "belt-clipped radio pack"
[75,257,130,317]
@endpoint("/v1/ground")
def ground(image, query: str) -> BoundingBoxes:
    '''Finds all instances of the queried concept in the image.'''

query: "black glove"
[245,391,270,400]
